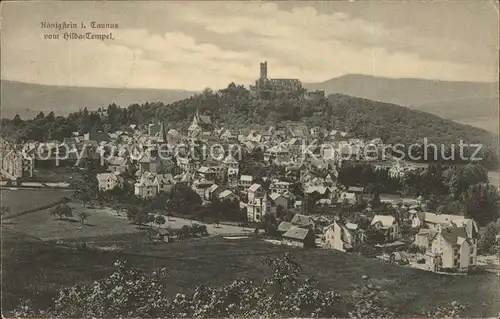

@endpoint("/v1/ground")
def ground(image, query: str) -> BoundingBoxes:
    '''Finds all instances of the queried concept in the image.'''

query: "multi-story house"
[424,224,477,272]
[192,180,214,200]
[324,220,364,252]
[239,175,253,190]
[270,181,291,195]
[97,172,124,191]
[107,157,131,174]
[155,173,175,194]
[370,215,400,242]
[134,172,158,199]
[269,193,289,215]
[197,166,216,182]
[1,148,34,180]
[177,157,199,173]
[246,195,269,222]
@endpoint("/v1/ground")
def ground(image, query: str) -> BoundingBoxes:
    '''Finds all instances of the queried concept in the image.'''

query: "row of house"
[323,211,478,272]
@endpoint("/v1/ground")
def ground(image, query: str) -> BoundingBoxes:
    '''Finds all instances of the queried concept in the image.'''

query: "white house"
[269,193,289,215]
[370,215,400,242]
[107,157,130,174]
[239,175,253,190]
[205,184,219,201]
[155,173,175,194]
[324,220,364,252]
[246,196,269,222]
[248,183,265,202]
[192,180,214,199]
[270,181,292,195]
[134,172,158,198]
[97,172,123,191]
[423,212,479,239]
[425,224,477,272]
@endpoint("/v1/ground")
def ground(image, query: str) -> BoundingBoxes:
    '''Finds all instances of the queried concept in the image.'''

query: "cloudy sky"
[1,1,498,90]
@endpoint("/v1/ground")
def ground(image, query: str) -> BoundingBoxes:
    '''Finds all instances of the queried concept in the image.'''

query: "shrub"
[8,254,466,319]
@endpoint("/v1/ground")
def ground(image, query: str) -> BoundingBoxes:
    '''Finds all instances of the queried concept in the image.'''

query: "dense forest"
[1,83,498,168]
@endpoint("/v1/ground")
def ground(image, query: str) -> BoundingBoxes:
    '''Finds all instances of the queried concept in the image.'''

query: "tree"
[365,225,386,245]
[167,184,202,215]
[261,212,278,236]
[77,211,89,227]
[13,252,466,318]
[50,204,73,220]
[133,210,149,226]
[154,215,166,229]
[444,164,488,198]
[478,218,500,254]
[463,183,500,226]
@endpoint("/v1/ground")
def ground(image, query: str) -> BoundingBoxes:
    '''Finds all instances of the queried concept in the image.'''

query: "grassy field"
[1,189,74,216]
[2,203,143,241]
[2,220,499,317]
[29,166,83,183]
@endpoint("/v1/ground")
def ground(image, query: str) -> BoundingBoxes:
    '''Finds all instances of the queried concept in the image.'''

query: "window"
[453,259,458,267]
[470,257,474,264]
[470,246,474,254]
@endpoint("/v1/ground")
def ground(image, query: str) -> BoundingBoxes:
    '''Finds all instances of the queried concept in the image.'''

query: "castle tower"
[260,61,268,80]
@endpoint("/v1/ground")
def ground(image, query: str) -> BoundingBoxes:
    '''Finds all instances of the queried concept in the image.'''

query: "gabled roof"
[324,174,334,182]
[197,166,214,174]
[97,172,121,182]
[223,154,238,164]
[278,221,294,232]
[283,227,311,240]
[291,214,314,227]
[346,223,359,230]
[219,189,236,199]
[305,186,328,195]
[424,212,468,225]
[248,183,262,192]
[371,215,396,228]
[348,186,364,193]
[441,226,468,245]
[206,184,219,193]
[270,193,287,202]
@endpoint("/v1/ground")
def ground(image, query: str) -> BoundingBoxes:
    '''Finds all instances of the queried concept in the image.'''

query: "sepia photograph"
[1,1,499,318]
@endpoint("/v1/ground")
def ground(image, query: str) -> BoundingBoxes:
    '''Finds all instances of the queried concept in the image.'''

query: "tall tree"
[463,183,500,226]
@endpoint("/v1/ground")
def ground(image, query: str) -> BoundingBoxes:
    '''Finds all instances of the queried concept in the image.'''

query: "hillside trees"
[463,183,500,226]
[166,184,202,214]
[1,83,497,169]
[50,204,73,220]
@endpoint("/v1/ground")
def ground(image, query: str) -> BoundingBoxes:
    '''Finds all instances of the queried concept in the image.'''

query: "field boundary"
[1,197,70,220]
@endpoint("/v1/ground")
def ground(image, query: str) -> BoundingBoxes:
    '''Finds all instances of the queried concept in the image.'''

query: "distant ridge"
[0,80,197,119]
[304,74,499,134]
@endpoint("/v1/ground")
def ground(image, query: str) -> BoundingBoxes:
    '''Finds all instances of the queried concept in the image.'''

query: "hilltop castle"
[250,62,324,101]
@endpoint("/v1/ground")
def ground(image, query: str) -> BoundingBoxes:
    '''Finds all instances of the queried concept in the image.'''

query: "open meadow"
[1,189,73,216]
[2,206,500,317]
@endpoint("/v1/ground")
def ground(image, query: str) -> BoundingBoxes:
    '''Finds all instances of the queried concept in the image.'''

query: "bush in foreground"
[10,253,464,318]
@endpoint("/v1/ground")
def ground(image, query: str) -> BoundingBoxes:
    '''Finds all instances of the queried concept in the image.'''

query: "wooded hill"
[1,83,498,168]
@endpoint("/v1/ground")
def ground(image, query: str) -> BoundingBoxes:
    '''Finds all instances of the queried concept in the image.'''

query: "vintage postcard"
[1,1,499,318]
